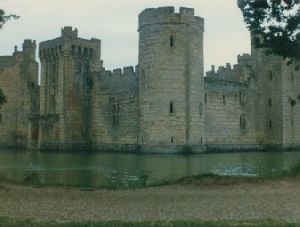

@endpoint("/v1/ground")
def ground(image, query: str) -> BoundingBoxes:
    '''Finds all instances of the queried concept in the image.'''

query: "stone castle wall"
[282,63,300,149]
[251,43,285,149]
[38,27,102,150]
[0,7,299,153]
[0,40,39,148]
[206,54,252,83]
[204,78,257,151]
[91,66,139,151]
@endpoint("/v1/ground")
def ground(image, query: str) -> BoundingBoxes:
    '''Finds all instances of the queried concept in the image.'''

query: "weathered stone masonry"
[0,6,299,152]
[138,7,205,152]
[38,27,101,150]
[0,40,39,148]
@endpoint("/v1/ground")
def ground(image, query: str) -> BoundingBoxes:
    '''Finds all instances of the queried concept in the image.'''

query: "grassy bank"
[0,217,299,227]
[1,161,300,191]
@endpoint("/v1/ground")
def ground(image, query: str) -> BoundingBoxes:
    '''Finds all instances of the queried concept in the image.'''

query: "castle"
[0,7,299,153]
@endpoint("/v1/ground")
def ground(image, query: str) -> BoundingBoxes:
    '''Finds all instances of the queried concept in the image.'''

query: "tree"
[0,8,19,29]
[0,9,18,107]
[238,0,300,64]
[0,88,7,107]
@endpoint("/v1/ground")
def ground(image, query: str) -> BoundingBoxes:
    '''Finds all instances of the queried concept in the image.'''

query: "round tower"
[138,6,205,153]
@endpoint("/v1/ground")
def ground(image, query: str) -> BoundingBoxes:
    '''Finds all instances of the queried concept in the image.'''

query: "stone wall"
[0,40,39,148]
[91,66,138,151]
[204,77,257,151]
[1,7,299,153]
[39,27,102,150]
[282,62,300,149]
[206,54,252,83]
[251,42,284,149]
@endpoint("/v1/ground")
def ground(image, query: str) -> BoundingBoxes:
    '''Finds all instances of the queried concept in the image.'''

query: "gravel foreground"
[0,177,300,224]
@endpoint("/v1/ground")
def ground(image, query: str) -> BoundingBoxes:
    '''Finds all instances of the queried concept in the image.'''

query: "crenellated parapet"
[138,6,204,31]
[100,66,138,78]
[39,26,101,63]
[206,54,253,83]
[0,39,37,70]
[93,66,138,92]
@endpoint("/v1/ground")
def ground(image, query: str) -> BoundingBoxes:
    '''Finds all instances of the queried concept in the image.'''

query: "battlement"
[237,54,251,65]
[138,6,204,30]
[94,66,138,92]
[205,76,248,88]
[206,53,252,83]
[39,27,101,61]
[0,40,37,64]
[61,26,78,40]
[101,66,138,78]
[22,39,36,49]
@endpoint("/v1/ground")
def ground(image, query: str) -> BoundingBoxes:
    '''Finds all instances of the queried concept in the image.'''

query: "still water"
[0,149,300,188]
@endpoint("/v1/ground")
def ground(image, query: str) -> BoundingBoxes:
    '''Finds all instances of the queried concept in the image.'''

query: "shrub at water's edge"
[281,161,300,177]
[1,161,300,190]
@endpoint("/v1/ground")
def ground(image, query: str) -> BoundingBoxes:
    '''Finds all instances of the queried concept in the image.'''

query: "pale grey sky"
[0,0,251,72]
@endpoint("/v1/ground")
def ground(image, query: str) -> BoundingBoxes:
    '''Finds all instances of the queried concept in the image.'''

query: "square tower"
[39,27,102,150]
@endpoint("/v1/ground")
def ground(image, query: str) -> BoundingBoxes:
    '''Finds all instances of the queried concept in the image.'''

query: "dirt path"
[0,177,300,223]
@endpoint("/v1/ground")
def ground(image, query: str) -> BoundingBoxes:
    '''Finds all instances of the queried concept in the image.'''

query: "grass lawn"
[0,218,299,227]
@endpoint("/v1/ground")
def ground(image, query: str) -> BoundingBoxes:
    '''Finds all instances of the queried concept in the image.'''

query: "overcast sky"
[0,0,251,72]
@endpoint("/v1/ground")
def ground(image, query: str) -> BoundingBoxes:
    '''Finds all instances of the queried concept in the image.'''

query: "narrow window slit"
[170,101,174,114]
[170,36,174,47]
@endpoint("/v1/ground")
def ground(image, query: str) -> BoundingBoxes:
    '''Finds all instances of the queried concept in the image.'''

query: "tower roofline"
[138,6,204,31]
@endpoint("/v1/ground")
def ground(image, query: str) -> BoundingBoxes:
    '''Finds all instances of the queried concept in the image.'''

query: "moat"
[0,149,300,189]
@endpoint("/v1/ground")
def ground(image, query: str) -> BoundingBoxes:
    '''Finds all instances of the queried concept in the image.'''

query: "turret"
[22,39,36,60]
[61,26,78,40]
[138,7,205,152]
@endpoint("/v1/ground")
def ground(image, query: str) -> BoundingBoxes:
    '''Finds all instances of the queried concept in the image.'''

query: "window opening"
[112,103,120,127]
[199,102,202,116]
[269,120,272,129]
[240,115,246,130]
[170,101,174,114]
[170,36,174,47]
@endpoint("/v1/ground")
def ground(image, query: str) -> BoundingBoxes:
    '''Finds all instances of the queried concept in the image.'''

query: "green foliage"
[0,88,7,107]
[283,160,300,176]
[0,9,19,29]
[238,0,300,64]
